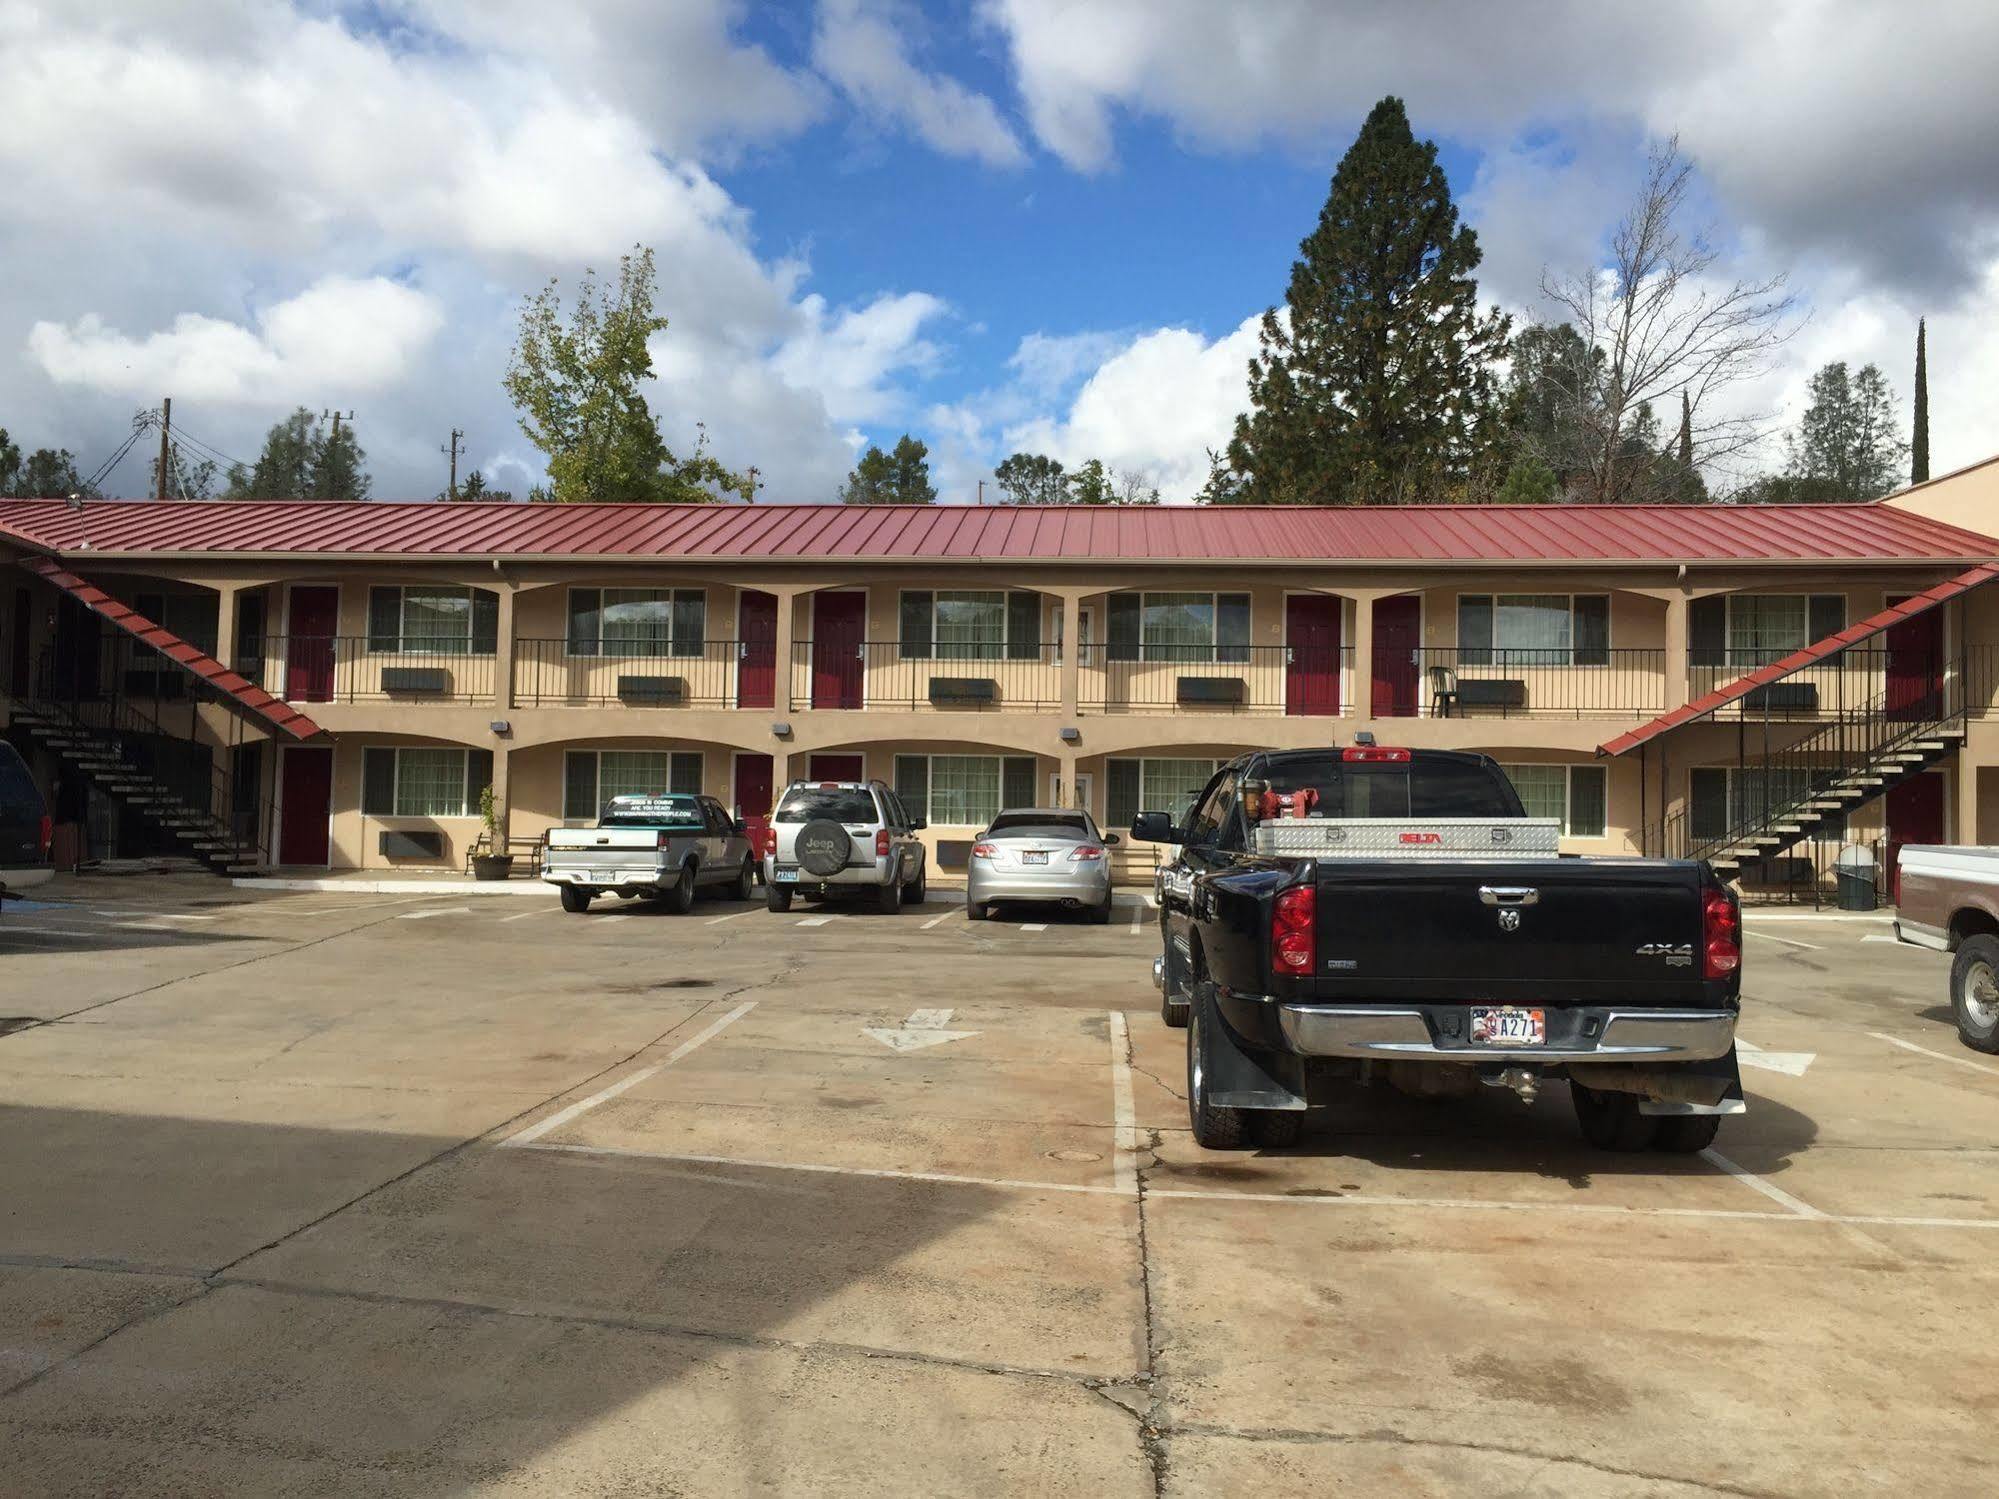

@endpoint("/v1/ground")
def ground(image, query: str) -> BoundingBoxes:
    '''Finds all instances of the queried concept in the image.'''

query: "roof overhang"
[1597,561,1999,757]
[21,556,323,741]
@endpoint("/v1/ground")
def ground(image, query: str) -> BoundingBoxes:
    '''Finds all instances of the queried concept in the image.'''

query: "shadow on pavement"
[0,1102,1016,1495]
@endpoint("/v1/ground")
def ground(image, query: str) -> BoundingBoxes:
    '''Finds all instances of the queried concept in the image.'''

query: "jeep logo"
[801,834,841,858]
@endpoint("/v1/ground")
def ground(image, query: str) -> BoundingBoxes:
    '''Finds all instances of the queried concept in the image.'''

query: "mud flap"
[1199,990,1307,1111]
[1634,1045,1748,1117]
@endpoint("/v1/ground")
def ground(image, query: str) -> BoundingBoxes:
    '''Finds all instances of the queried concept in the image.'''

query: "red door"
[1885,598,1943,722]
[808,754,864,781]
[285,586,339,703]
[1371,595,1421,718]
[278,747,333,866]
[733,752,775,819]
[1886,771,1946,902]
[1285,595,1342,716]
[811,592,866,709]
[737,591,777,709]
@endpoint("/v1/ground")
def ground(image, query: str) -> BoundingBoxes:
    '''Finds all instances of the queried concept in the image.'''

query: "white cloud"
[28,277,444,402]
[816,0,1027,167]
[770,291,950,425]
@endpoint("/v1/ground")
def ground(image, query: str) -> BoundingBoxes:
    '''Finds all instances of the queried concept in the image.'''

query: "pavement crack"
[0,1279,212,1404]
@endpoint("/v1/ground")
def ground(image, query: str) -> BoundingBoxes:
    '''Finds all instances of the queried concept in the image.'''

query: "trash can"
[1834,843,1877,911]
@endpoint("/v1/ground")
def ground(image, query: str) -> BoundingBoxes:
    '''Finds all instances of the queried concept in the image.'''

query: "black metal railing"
[244,636,495,704]
[30,640,279,865]
[514,638,764,708]
[1372,647,1667,718]
[790,641,1064,711]
[1083,644,1351,716]
[1687,647,1905,716]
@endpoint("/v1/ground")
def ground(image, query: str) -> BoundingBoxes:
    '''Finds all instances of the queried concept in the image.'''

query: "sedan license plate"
[1021,851,1048,865]
[773,868,799,883]
[1470,1006,1545,1047]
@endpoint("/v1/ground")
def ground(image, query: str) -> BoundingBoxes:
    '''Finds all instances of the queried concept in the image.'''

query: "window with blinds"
[892,754,1036,825]
[366,587,499,654]
[563,750,704,820]
[565,589,707,658]
[360,747,493,817]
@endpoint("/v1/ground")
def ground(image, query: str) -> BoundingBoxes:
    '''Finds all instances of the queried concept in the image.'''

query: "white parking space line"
[796,916,834,927]
[1869,1031,1999,1078]
[1741,911,1895,922]
[397,906,474,921]
[920,912,956,930]
[1108,1011,1138,1196]
[500,1001,758,1148]
[92,909,215,921]
[1736,1039,1816,1077]
[1022,922,1048,932]
[1747,930,1822,950]
[1861,934,1905,944]
[511,1141,1999,1231]
[1700,1147,1827,1218]
[1128,905,1143,935]
[704,908,761,925]
[501,907,556,923]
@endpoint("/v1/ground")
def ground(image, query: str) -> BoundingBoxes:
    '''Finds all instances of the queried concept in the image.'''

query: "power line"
[81,415,150,493]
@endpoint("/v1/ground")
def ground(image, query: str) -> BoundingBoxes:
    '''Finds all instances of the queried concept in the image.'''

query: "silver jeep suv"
[763,779,928,914]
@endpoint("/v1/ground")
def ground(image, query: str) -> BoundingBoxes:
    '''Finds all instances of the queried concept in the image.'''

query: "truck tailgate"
[1313,858,1709,1006]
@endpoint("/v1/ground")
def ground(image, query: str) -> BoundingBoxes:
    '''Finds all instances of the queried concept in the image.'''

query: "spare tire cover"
[796,820,853,876]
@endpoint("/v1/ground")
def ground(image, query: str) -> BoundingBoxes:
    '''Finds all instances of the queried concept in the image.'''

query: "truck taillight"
[657,830,671,850]
[1342,747,1410,762]
[1702,886,1740,978]
[1271,884,1316,977]
[875,828,891,857]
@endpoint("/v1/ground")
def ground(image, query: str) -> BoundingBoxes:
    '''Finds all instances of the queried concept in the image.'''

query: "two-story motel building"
[3,489,1997,892]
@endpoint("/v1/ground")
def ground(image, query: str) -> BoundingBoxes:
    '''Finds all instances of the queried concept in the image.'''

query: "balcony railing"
[245,636,495,705]
[515,638,766,708]
[1688,647,1952,720]
[789,641,1063,711]
[1081,644,1352,716]
[1373,647,1666,718]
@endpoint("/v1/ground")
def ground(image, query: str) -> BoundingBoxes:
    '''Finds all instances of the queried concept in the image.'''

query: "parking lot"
[3,876,1998,1496]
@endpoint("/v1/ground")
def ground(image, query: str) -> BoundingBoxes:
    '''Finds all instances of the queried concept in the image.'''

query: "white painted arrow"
[863,1007,979,1052]
[1737,1038,1816,1077]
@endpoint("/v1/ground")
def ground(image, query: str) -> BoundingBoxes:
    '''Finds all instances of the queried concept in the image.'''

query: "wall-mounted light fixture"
[488,720,512,736]
[772,721,793,738]
[1059,725,1081,743]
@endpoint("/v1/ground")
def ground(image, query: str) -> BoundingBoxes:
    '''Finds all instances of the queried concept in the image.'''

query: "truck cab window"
[1184,771,1240,847]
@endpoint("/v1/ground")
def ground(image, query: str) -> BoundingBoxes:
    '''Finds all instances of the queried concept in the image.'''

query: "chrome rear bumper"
[1276,1005,1736,1062]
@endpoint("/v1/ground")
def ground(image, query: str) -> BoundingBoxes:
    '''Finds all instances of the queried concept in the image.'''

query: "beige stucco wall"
[1884,455,1999,539]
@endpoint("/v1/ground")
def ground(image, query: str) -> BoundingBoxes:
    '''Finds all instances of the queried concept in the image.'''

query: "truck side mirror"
[1130,811,1179,845]
[909,817,927,832]
[732,818,748,834]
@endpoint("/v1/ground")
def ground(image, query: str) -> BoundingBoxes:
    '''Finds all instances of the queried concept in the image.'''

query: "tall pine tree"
[1225,96,1509,504]
[1912,317,1929,484]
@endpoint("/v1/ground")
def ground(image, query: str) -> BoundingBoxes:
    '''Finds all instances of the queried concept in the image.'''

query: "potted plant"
[471,784,514,880]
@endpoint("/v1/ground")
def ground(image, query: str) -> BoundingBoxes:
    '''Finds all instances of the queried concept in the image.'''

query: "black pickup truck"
[1137,747,1743,1154]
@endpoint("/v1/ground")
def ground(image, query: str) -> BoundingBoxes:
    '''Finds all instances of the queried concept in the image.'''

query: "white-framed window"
[1689,766,1844,843]
[361,747,491,818]
[563,750,703,820]
[1106,592,1250,664]
[898,590,1042,661]
[566,588,706,658]
[893,754,1037,826]
[1459,594,1610,666]
[1499,763,1608,838]
[366,586,498,654]
[1105,757,1222,830]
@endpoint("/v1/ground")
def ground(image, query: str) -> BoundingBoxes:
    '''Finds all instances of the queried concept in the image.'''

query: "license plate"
[1022,851,1048,865]
[773,868,798,883]
[1470,1006,1545,1046]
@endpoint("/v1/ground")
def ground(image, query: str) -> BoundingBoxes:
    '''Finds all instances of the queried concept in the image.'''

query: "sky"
[6,0,1999,506]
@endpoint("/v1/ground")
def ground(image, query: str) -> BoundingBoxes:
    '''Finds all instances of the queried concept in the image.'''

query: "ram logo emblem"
[1497,909,1521,932]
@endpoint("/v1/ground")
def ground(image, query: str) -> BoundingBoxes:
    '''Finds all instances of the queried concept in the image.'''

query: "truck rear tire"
[662,863,695,914]
[560,886,592,914]
[1571,1081,1660,1152]
[1248,1110,1304,1148]
[1161,987,1189,1028]
[1949,934,1999,1053]
[765,884,792,913]
[1187,992,1249,1149]
[1651,1114,1721,1153]
[731,858,756,902]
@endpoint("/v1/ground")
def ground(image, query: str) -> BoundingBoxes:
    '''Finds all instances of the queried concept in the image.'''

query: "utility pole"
[321,409,354,499]
[443,428,463,501]
[745,465,761,504]
[977,478,985,506]
[156,396,172,500]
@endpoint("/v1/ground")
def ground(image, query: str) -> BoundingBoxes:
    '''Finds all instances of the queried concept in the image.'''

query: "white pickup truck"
[541,793,759,915]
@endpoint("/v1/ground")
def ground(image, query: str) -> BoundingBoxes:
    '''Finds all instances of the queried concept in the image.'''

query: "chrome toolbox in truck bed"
[1250,817,1562,859]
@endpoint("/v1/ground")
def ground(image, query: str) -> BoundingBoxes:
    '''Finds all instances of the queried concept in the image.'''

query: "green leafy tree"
[1224,96,1510,504]
[1912,318,1929,484]
[1772,361,1908,502]
[149,448,218,500]
[840,434,936,504]
[311,420,371,500]
[2,441,92,499]
[1495,454,1558,504]
[504,245,751,504]
[224,409,317,498]
[0,428,19,494]
[1191,448,1248,505]
[993,451,1068,505]
[443,469,513,503]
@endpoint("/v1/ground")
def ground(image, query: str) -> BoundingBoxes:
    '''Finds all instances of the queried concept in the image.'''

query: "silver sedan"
[965,808,1117,923]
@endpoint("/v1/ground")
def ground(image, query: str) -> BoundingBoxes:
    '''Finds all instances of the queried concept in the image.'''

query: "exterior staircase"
[7,675,269,875]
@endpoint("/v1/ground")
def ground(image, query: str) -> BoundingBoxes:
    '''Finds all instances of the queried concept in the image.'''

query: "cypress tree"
[1225,96,1509,504]
[1911,317,1930,484]
[1677,391,1693,468]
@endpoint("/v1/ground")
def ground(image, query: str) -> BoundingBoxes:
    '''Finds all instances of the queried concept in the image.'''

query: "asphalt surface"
[1,873,1995,1496]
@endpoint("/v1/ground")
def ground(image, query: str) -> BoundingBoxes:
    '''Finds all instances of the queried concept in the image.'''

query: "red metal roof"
[1597,561,1999,757]
[21,557,323,741]
[0,498,1992,565]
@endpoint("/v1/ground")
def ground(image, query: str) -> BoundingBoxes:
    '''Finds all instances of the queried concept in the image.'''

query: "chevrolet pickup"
[542,792,757,914]
[1137,747,1744,1153]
